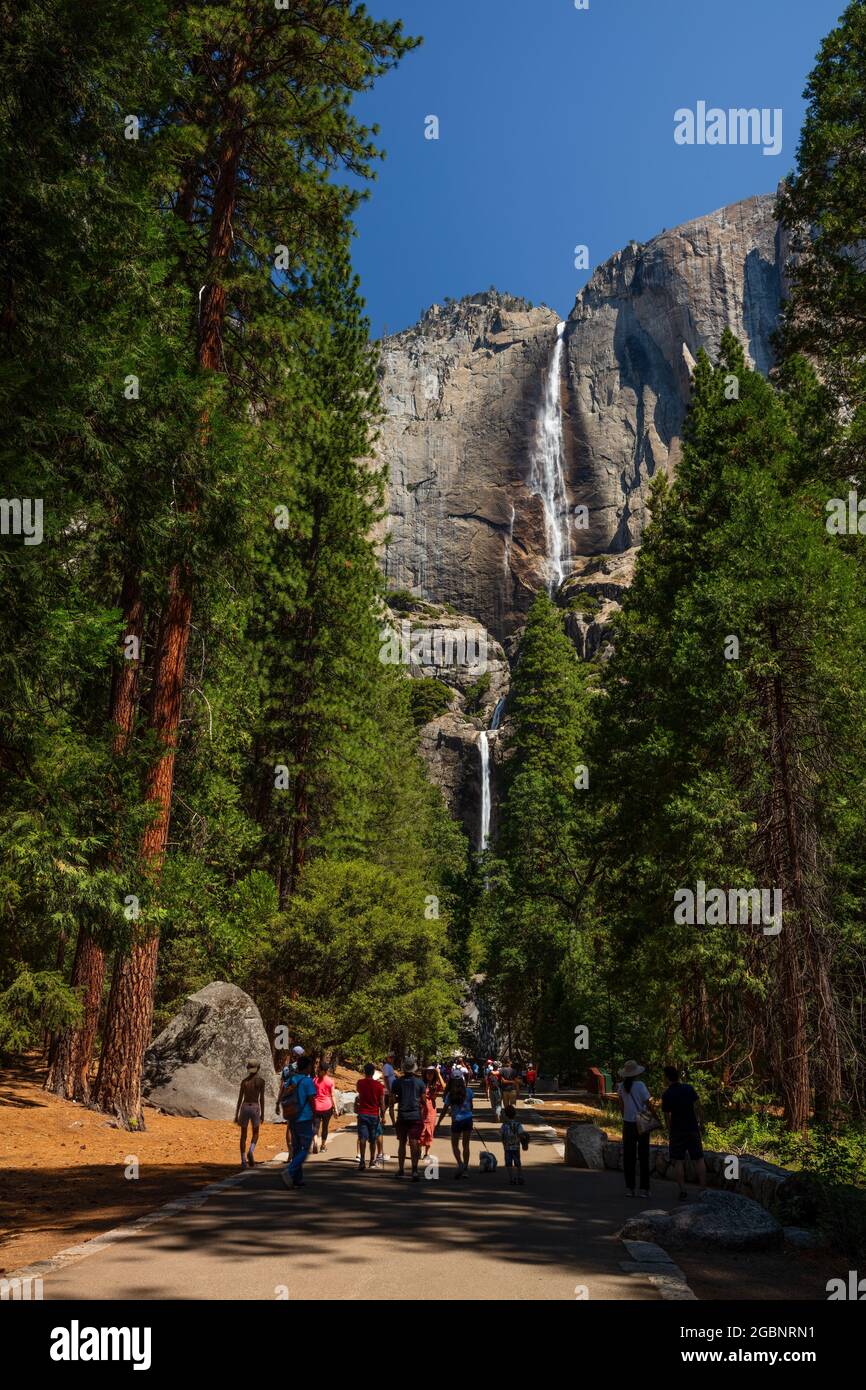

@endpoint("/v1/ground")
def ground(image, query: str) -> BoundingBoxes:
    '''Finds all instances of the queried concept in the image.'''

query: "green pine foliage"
[0,2,467,1086]
[776,0,866,475]
[480,592,596,1069]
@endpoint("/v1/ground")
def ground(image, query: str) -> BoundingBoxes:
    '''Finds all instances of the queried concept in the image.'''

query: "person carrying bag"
[616,1060,659,1198]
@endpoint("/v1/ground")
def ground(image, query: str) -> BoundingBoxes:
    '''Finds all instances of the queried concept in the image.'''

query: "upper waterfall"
[529,320,571,591]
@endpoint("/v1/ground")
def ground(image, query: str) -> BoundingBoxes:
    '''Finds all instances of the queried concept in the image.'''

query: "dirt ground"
[0,1055,360,1275]
[534,1095,620,1135]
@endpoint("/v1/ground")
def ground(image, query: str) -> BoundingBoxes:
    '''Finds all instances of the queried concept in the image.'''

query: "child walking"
[500,1104,527,1185]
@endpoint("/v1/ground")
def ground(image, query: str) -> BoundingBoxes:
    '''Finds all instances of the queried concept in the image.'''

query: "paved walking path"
[40,1098,663,1301]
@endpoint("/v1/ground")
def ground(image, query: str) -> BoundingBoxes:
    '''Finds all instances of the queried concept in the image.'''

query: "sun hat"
[618,1060,645,1078]
[403,1056,418,1073]
[292,1045,304,1056]
[246,1062,260,1073]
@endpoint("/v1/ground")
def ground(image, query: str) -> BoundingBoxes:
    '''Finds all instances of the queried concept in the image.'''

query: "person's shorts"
[357,1112,380,1143]
[504,1148,521,1167]
[669,1131,704,1161]
[502,1088,517,1108]
[451,1118,473,1134]
[395,1117,424,1142]
[238,1103,261,1126]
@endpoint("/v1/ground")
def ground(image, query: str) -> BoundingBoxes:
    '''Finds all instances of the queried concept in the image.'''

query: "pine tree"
[0,0,196,1100]
[776,0,866,475]
[592,332,866,1127]
[92,3,419,1124]
[481,591,595,1063]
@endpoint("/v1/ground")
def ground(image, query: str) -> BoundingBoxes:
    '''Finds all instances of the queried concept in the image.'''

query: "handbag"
[625,1082,660,1136]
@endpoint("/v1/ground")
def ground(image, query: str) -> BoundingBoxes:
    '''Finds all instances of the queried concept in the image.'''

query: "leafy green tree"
[252,858,459,1060]
[89,1,419,1125]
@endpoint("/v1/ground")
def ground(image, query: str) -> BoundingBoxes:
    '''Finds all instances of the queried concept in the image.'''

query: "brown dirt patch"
[536,1094,622,1137]
[0,1055,360,1275]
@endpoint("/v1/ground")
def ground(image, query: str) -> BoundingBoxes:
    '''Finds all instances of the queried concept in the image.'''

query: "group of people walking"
[235,1049,536,1189]
[236,1049,706,1201]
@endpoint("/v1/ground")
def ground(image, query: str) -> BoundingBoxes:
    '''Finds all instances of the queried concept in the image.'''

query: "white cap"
[292,1045,304,1055]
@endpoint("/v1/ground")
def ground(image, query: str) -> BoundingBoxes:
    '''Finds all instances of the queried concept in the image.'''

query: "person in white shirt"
[451,1056,470,1086]
[616,1060,659,1198]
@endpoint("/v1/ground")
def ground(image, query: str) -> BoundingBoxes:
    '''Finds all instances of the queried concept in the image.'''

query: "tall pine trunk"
[95,574,192,1123]
[46,572,144,1101]
[94,78,244,1127]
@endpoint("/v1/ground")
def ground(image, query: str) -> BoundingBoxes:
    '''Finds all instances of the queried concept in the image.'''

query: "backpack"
[281,1073,308,1120]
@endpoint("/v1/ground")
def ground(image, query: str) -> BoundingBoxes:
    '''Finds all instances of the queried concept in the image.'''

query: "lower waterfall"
[479,697,506,853]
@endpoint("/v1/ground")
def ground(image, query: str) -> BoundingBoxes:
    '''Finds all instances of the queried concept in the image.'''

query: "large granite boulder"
[565,1124,606,1171]
[333,1088,358,1118]
[143,982,280,1120]
[621,1189,783,1252]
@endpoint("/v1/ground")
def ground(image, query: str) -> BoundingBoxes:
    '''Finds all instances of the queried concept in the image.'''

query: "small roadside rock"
[783,1226,828,1250]
[621,1189,783,1251]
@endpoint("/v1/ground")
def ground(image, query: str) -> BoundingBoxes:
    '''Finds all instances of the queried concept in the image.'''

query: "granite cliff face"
[376,193,789,644]
[564,192,789,564]
[375,292,562,640]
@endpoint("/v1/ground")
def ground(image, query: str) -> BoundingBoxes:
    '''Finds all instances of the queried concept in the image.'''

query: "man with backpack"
[276,1044,306,1157]
[280,1056,317,1189]
[661,1065,707,1201]
[390,1057,427,1181]
[486,1061,503,1119]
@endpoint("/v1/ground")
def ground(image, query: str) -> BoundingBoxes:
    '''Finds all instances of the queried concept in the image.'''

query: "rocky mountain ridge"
[375,191,789,646]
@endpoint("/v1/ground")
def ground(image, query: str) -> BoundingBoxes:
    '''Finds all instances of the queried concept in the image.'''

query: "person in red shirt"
[355,1063,386,1171]
[525,1062,538,1098]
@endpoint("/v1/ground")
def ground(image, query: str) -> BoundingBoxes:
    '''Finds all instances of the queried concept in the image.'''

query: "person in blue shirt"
[437,1076,474,1179]
[276,1045,305,1155]
[280,1056,317,1189]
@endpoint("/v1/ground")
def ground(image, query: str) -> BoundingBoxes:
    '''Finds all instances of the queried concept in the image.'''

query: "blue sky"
[348,0,845,337]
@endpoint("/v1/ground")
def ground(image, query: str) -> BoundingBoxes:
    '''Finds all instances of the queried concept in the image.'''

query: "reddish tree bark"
[96,575,192,1123]
[46,574,144,1101]
[95,68,246,1126]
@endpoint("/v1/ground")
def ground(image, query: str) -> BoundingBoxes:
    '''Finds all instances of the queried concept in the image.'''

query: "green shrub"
[463,672,491,715]
[566,592,601,620]
[409,677,452,727]
[0,968,83,1057]
[385,589,419,612]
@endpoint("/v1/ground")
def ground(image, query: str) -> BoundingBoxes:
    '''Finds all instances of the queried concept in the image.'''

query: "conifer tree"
[91,3,419,1124]
[592,332,866,1126]
[482,591,595,1061]
[776,0,866,474]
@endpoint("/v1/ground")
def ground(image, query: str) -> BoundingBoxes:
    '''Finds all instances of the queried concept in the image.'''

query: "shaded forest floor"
[0,1054,358,1274]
